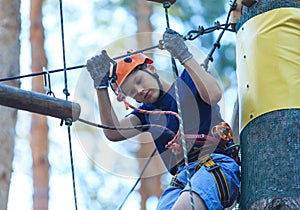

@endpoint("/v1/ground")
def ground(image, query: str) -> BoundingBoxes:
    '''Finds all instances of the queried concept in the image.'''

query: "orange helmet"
[113,53,153,88]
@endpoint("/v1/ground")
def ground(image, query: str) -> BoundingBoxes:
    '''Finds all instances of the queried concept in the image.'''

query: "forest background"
[3,0,237,209]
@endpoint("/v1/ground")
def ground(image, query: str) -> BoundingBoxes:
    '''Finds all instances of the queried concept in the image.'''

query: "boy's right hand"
[86,50,111,89]
[163,28,193,64]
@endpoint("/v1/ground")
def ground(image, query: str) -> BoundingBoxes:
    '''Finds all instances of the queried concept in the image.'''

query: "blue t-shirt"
[131,69,223,174]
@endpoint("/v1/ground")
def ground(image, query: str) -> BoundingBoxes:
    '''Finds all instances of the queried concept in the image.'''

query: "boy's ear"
[147,64,157,73]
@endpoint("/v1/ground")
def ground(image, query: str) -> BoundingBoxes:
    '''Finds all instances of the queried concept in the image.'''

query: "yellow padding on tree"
[236,8,300,132]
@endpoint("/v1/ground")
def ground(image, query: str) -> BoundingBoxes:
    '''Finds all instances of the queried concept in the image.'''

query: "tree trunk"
[0,0,21,209]
[236,0,300,209]
[30,0,49,209]
[135,1,164,210]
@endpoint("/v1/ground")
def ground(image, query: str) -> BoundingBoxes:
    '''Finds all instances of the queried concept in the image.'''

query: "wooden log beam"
[0,83,81,121]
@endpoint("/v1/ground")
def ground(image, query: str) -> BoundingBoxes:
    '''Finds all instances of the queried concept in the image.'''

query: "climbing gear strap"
[169,172,185,189]
[167,121,240,165]
[169,155,231,206]
[196,156,231,206]
[166,133,228,156]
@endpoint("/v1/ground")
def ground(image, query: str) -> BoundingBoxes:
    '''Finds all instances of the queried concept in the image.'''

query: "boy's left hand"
[163,28,193,64]
[86,50,111,89]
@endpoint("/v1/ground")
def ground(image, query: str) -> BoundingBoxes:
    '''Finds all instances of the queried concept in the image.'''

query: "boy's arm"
[86,51,143,141]
[183,58,222,105]
[163,29,222,105]
[96,89,143,141]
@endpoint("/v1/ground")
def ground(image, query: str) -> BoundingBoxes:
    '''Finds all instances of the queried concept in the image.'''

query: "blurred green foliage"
[90,0,237,90]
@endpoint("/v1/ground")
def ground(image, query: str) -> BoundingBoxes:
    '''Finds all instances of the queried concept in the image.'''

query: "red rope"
[121,97,240,160]
[121,98,225,155]
[122,97,182,153]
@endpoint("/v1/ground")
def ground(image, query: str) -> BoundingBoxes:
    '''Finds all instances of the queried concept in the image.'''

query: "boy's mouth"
[144,90,151,99]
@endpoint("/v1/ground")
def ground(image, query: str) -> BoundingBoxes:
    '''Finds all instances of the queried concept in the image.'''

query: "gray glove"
[163,29,193,64]
[86,50,111,89]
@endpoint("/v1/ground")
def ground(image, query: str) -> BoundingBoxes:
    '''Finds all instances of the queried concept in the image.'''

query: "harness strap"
[169,155,231,207]
[169,172,185,189]
[185,134,228,150]
[176,145,215,168]
[167,127,241,166]
[197,156,231,206]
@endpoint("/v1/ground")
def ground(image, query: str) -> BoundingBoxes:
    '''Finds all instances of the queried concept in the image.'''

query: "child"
[86,29,240,210]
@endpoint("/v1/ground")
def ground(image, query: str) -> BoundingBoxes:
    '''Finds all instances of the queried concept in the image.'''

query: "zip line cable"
[0,24,234,83]
[0,64,85,82]
[59,0,69,101]
[58,0,78,209]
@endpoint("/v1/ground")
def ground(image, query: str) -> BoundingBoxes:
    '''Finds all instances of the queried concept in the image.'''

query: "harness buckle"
[211,122,233,141]
[204,158,220,172]
[211,122,241,165]
[225,139,240,152]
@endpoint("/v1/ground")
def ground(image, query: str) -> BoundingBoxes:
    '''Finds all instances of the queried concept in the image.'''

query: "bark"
[236,0,300,31]
[249,197,300,210]
[30,0,49,209]
[240,110,300,209]
[0,83,81,121]
[237,1,300,209]
[0,0,21,209]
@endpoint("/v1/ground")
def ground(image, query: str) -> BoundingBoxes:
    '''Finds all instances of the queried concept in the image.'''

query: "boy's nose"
[129,85,144,98]
[137,88,145,96]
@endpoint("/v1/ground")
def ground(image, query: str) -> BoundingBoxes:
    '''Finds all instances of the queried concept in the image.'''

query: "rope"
[65,119,78,210]
[173,83,195,210]
[59,0,78,209]
[121,98,181,143]
[162,1,195,209]
[78,118,176,136]
[59,0,70,100]
[118,148,157,210]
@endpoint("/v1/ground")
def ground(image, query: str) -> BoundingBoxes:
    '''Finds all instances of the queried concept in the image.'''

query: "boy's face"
[121,68,161,104]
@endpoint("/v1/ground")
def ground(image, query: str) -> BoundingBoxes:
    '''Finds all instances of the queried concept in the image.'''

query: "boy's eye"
[128,89,135,97]
[136,77,142,85]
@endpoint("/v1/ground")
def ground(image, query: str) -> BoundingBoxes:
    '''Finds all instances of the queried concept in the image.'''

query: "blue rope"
[163,1,195,209]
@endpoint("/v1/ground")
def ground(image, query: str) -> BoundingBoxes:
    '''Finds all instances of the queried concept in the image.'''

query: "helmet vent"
[124,57,132,63]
